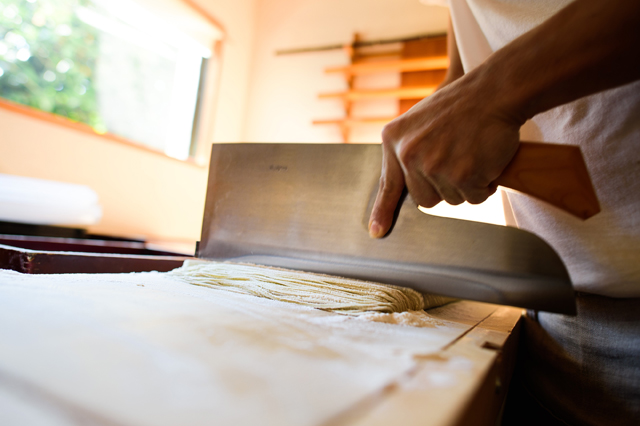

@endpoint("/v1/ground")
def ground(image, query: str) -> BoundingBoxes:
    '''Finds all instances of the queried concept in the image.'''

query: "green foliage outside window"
[0,0,106,131]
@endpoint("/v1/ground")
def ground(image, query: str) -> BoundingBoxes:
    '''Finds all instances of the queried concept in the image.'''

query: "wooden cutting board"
[0,269,521,426]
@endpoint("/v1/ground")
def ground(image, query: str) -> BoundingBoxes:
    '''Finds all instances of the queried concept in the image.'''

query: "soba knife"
[196,142,599,314]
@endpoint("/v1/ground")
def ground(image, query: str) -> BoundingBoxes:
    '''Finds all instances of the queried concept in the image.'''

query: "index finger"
[369,149,405,238]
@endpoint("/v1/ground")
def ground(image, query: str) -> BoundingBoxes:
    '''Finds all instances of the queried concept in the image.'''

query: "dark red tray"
[0,235,190,274]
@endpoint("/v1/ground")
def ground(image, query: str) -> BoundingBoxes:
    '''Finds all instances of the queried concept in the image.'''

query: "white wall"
[243,0,449,143]
[0,109,209,243]
[198,0,257,144]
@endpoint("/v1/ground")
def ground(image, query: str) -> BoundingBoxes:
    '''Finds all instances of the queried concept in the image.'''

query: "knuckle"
[439,186,464,206]
[466,192,489,205]
[396,143,417,166]
[381,120,400,143]
[378,175,400,196]
[413,189,442,208]
[381,136,393,151]
[447,198,464,206]
[420,195,441,208]
[461,174,498,205]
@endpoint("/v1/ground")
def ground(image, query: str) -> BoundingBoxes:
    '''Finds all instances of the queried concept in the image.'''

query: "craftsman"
[368,0,640,425]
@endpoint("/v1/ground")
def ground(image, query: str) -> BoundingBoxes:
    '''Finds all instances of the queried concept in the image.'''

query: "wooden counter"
[0,270,522,426]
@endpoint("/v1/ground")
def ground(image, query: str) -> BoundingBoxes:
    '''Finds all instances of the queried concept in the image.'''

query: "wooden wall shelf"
[312,116,395,126]
[313,35,448,142]
[326,56,449,75]
[319,86,437,101]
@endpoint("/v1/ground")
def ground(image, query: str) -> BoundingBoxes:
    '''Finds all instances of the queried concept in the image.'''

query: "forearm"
[476,0,640,123]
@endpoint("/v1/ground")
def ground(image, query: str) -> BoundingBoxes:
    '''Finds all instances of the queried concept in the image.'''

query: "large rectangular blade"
[198,143,576,314]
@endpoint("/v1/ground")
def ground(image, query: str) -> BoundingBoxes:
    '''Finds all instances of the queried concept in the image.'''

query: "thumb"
[369,152,405,238]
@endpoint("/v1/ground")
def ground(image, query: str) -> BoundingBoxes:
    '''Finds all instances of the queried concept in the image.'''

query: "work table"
[0,269,521,426]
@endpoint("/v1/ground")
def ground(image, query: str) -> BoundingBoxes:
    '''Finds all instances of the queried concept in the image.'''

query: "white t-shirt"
[424,0,640,297]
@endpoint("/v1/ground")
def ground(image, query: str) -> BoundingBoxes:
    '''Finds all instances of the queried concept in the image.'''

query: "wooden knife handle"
[494,142,600,220]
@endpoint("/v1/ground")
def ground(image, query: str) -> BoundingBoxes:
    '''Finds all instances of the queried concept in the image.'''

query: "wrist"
[475,48,539,127]
[451,55,531,130]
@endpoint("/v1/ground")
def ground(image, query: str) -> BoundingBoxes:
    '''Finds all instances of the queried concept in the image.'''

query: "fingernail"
[369,221,383,238]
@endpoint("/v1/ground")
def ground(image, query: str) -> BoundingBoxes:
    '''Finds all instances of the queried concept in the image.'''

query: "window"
[0,0,221,160]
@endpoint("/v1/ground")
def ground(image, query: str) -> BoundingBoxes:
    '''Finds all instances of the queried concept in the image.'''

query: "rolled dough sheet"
[0,269,470,426]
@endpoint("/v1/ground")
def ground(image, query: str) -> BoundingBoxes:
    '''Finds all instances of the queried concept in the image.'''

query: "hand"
[368,71,522,238]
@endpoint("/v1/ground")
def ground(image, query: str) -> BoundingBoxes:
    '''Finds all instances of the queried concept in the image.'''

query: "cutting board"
[0,270,521,426]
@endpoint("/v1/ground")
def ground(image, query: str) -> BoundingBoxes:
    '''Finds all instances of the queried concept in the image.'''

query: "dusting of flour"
[357,310,445,328]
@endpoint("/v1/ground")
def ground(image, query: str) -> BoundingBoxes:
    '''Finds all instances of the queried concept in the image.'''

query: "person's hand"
[368,71,523,238]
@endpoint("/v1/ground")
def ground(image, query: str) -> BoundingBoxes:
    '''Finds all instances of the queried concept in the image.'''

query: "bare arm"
[496,0,640,122]
[369,0,640,238]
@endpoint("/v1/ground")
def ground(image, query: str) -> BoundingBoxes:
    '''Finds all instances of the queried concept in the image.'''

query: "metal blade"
[198,143,576,314]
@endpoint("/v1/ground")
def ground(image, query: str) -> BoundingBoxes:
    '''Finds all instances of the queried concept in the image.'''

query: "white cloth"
[435,0,640,297]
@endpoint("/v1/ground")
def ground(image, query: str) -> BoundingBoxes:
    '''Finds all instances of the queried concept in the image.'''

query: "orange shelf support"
[312,116,395,126]
[326,56,449,75]
[319,85,437,101]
